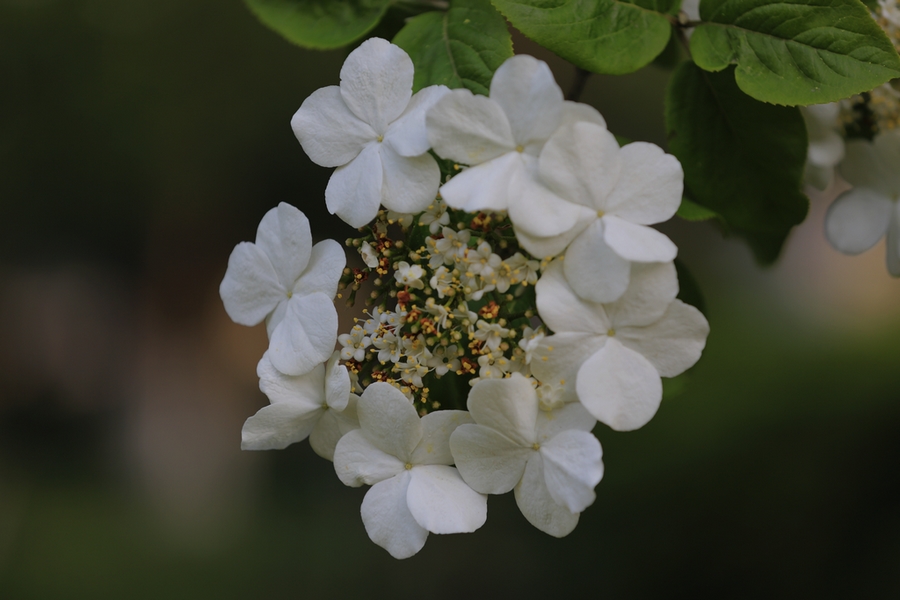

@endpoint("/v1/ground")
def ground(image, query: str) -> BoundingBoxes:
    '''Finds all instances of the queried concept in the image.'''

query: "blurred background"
[1,1,898,598]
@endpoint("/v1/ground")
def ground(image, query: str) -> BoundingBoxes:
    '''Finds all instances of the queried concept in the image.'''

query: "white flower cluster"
[220,38,709,559]
[798,2,900,276]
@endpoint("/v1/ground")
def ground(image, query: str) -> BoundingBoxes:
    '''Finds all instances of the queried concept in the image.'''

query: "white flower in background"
[825,130,900,276]
[418,200,450,233]
[516,121,681,304]
[427,226,471,268]
[291,38,449,228]
[333,383,487,559]
[243,352,358,461]
[801,103,844,190]
[531,260,708,431]
[450,374,602,537]
[220,202,345,375]
[426,54,605,216]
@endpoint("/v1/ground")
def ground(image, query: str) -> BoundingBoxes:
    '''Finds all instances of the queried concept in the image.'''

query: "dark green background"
[1,1,898,598]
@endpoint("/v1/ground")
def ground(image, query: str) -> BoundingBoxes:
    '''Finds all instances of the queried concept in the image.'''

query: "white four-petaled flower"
[291,38,449,228]
[243,352,358,461]
[333,382,487,559]
[426,54,605,215]
[450,373,603,537]
[515,121,682,303]
[532,260,708,431]
[219,202,345,375]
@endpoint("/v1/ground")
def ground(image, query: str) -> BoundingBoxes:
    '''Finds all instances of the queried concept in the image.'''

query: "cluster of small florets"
[335,199,545,411]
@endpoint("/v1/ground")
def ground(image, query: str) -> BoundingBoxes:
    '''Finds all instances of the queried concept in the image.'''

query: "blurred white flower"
[825,130,900,276]
[801,103,844,190]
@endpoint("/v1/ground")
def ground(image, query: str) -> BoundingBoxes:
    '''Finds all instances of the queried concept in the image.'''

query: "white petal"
[340,38,413,135]
[291,86,375,167]
[267,292,338,376]
[564,220,632,304]
[539,122,621,210]
[257,353,325,406]
[617,300,709,377]
[219,242,283,326]
[535,402,597,441]
[514,456,579,537]
[535,259,609,334]
[602,216,677,263]
[240,402,323,450]
[293,238,345,299]
[426,89,515,164]
[513,221,584,259]
[380,145,440,214]
[407,465,487,534]
[507,165,584,237]
[602,261,679,328]
[309,394,360,461]
[325,143,383,228]
[824,188,892,255]
[559,100,606,129]
[530,333,606,406]
[333,429,405,487]
[575,337,663,431]
[540,429,603,513]
[360,471,428,559]
[489,55,563,147]
[438,152,523,212]
[255,203,312,289]
[357,382,422,462]
[384,85,450,157]
[411,410,474,465]
[324,353,351,412]
[602,142,683,224]
[807,128,845,169]
[466,374,538,447]
[450,423,531,494]
[804,163,834,191]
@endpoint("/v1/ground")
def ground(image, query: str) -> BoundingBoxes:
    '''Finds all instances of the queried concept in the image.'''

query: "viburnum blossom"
[221,39,711,559]
[516,121,682,303]
[531,260,708,431]
[219,202,345,375]
[825,130,900,276]
[243,352,358,461]
[426,54,605,215]
[450,374,603,537]
[333,383,486,559]
[291,38,448,227]
[801,103,845,190]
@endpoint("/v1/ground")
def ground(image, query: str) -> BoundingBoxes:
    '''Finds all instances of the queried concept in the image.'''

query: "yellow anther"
[516,145,524,153]
[607,328,616,337]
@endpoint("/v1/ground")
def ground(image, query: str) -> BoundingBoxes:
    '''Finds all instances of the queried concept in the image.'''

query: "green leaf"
[393,0,514,94]
[690,0,900,105]
[244,0,392,50]
[489,0,677,75]
[676,197,720,221]
[666,62,809,264]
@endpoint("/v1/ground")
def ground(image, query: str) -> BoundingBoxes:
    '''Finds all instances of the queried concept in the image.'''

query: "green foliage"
[666,63,809,264]
[674,258,707,315]
[676,197,720,222]
[244,0,391,50]
[489,0,676,75]
[690,0,900,105]
[393,0,514,94]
